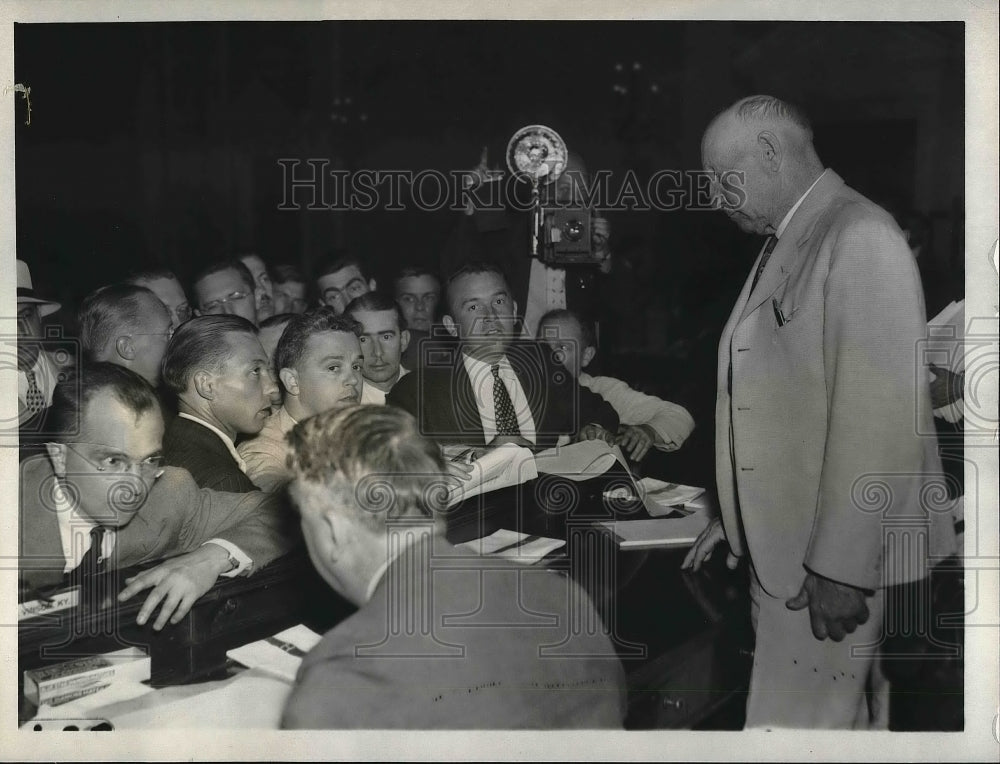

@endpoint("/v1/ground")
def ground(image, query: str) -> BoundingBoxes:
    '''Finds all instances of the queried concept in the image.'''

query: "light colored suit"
[237,406,298,492]
[714,170,956,727]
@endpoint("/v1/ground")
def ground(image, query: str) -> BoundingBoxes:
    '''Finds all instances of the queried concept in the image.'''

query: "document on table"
[444,442,538,507]
[456,528,566,565]
[598,505,712,550]
[226,624,323,684]
[534,439,630,480]
[604,477,708,516]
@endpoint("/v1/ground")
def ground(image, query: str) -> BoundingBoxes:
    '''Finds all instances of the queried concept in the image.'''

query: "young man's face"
[209,332,278,436]
[394,274,440,332]
[135,276,192,329]
[444,271,518,361]
[239,254,275,322]
[537,315,590,378]
[286,330,364,417]
[273,280,308,314]
[318,266,373,315]
[350,308,410,389]
[50,390,166,529]
[194,268,258,325]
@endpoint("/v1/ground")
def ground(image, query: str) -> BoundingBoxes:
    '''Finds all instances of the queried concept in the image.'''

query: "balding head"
[702,95,824,235]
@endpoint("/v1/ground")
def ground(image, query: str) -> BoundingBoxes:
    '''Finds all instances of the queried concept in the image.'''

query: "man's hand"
[117,544,232,631]
[614,424,659,462]
[786,572,872,641]
[576,423,615,445]
[681,517,740,572]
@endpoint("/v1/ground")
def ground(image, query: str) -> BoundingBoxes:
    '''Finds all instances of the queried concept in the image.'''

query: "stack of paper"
[598,505,711,550]
[444,442,538,507]
[456,528,566,565]
[534,439,629,480]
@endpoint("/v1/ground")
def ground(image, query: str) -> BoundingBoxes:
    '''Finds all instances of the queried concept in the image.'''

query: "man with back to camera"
[77,284,174,388]
[392,265,441,371]
[237,308,363,492]
[387,261,618,451]
[18,363,293,629]
[280,404,627,729]
[238,252,276,322]
[683,95,956,728]
[127,267,194,330]
[344,292,410,405]
[315,254,376,314]
[160,315,278,493]
[191,259,259,325]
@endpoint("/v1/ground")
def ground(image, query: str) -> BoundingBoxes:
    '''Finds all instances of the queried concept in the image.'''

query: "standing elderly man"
[684,95,956,728]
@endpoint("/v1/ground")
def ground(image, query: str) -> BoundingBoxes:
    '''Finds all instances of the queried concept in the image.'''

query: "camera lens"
[563,218,585,241]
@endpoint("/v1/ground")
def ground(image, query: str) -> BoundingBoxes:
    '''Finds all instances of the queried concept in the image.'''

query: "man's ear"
[581,345,597,370]
[115,335,136,362]
[368,279,377,292]
[399,329,411,354]
[757,131,781,171]
[279,367,300,397]
[442,315,458,337]
[192,369,215,401]
[45,442,67,477]
[512,300,519,321]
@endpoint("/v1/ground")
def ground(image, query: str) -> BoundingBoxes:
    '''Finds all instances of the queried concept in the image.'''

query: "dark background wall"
[13,20,965,485]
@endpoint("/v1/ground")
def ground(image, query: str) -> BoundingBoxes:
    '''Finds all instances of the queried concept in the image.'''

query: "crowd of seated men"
[14,250,695,728]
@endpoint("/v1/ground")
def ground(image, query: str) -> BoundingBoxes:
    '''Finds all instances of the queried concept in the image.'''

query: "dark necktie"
[750,235,778,293]
[23,369,46,417]
[72,527,107,581]
[491,363,521,437]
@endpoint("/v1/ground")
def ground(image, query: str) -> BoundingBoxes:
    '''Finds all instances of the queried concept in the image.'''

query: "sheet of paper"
[598,507,711,550]
[226,624,323,684]
[456,528,566,565]
[604,477,707,517]
[445,442,538,507]
[534,439,629,481]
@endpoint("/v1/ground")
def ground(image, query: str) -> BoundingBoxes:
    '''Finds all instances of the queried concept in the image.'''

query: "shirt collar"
[178,412,247,472]
[53,478,115,573]
[775,169,827,239]
[462,351,512,378]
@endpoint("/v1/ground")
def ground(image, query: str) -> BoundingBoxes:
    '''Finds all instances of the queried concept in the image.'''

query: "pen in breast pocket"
[772,298,788,327]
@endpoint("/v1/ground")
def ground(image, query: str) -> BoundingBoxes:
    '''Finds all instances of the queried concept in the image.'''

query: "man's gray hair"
[733,95,813,139]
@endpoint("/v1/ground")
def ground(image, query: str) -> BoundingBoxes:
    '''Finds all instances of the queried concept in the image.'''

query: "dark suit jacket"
[163,415,259,493]
[18,455,295,593]
[281,533,627,729]
[386,339,618,447]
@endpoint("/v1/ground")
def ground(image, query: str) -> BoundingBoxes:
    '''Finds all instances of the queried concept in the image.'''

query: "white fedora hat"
[16,260,61,317]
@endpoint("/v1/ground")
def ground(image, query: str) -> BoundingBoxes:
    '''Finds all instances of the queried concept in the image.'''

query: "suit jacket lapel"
[739,170,846,322]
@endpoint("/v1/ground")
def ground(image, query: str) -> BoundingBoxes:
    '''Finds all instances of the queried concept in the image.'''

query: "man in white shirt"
[537,309,695,462]
[238,308,363,491]
[19,363,292,629]
[345,292,410,405]
[160,315,278,492]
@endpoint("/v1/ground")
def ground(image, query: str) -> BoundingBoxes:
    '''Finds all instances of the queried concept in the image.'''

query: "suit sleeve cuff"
[202,539,252,577]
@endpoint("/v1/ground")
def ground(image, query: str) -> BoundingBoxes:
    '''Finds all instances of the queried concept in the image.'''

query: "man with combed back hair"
[684,94,956,728]
[281,404,627,729]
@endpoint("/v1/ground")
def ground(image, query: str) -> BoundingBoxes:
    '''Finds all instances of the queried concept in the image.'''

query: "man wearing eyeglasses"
[192,259,259,325]
[78,284,174,388]
[18,363,293,630]
[127,268,195,330]
[316,255,376,315]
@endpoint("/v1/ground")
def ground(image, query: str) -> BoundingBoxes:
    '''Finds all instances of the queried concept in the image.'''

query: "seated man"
[392,265,441,370]
[161,315,278,492]
[78,284,174,388]
[272,264,309,315]
[192,259,259,325]
[19,363,293,629]
[316,254,376,314]
[237,309,363,491]
[344,292,410,405]
[127,267,194,330]
[280,404,627,729]
[238,252,276,323]
[538,309,695,462]
[387,262,619,449]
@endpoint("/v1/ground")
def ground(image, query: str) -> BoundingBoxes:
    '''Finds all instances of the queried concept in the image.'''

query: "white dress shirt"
[177,412,247,473]
[460,352,537,444]
[17,351,59,419]
[360,366,410,406]
[52,473,250,577]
